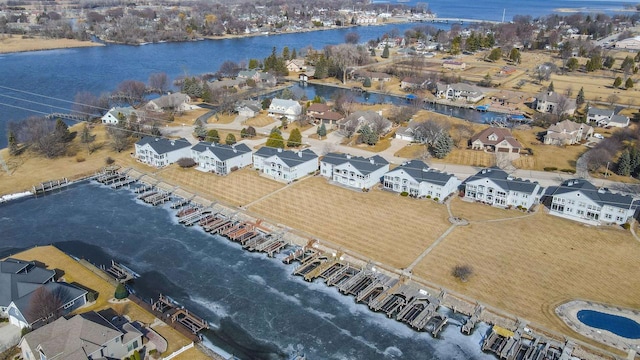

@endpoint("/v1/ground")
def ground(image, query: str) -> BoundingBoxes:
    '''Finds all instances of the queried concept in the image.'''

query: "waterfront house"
[320,152,389,190]
[0,258,55,316]
[237,69,261,83]
[400,77,427,91]
[463,167,542,209]
[286,59,306,72]
[268,98,302,121]
[533,91,576,115]
[435,83,484,103]
[101,107,137,125]
[547,179,635,225]
[134,137,191,168]
[190,142,252,175]
[543,120,594,145]
[395,123,418,141]
[19,310,143,360]
[145,92,194,113]
[587,107,629,127]
[383,160,461,201]
[306,103,344,127]
[253,147,319,182]
[7,281,88,329]
[470,127,522,153]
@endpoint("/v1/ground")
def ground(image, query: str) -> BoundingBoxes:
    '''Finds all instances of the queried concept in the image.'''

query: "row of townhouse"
[134,137,637,226]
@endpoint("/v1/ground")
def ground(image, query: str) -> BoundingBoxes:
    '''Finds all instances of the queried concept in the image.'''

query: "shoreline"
[0,36,104,54]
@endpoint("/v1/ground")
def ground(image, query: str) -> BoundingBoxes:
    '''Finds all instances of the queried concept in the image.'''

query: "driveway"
[0,322,21,351]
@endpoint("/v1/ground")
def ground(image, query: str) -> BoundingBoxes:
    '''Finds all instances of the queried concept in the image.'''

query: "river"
[0,182,497,360]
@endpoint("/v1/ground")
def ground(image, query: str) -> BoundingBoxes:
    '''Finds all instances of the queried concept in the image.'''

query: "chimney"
[170,141,175,146]
[277,148,283,153]
[346,154,351,159]
[298,151,303,158]
[370,158,375,164]
[567,180,574,186]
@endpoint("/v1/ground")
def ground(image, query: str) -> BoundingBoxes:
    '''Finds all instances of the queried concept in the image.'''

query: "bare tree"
[218,61,240,78]
[345,31,360,44]
[451,123,475,148]
[414,120,448,145]
[388,106,418,124]
[328,44,360,83]
[72,91,108,120]
[586,148,612,172]
[114,80,147,107]
[451,264,473,282]
[26,286,69,325]
[148,72,169,94]
[607,94,620,106]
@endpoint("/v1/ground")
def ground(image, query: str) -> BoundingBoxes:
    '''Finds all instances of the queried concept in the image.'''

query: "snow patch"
[0,191,32,203]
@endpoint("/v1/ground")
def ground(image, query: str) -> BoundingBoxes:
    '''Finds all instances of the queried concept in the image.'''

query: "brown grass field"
[449,197,530,222]
[0,36,102,53]
[243,112,276,127]
[247,176,451,269]
[154,166,284,207]
[411,210,640,348]
[395,144,496,167]
[512,127,588,171]
[7,246,206,359]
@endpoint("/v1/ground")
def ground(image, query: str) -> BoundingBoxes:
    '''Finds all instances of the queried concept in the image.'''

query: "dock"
[103,260,139,283]
[481,321,571,360]
[32,178,69,196]
[461,303,483,334]
[152,294,209,334]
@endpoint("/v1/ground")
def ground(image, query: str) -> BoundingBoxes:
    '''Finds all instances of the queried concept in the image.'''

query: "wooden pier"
[152,294,209,334]
[104,260,139,283]
[33,178,69,196]
[481,321,571,360]
[462,303,483,334]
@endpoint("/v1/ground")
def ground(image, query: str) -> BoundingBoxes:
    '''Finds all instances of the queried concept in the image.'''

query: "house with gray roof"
[236,99,262,118]
[383,160,461,201]
[253,147,318,182]
[101,107,138,125]
[435,83,484,103]
[0,259,55,315]
[134,137,192,168]
[547,179,635,225]
[7,281,88,329]
[20,310,143,360]
[463,167,543,209]
[320,153,389,190]
[268,98,302,121]
[534,91,576,115]
[586,107,615,125]
[191,142,252,175]
[145,92,195,113]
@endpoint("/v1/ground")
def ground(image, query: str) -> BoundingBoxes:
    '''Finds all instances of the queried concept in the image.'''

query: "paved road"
[0,323,21,351]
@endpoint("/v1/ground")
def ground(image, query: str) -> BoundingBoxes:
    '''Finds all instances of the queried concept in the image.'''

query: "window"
[63,300,74,309]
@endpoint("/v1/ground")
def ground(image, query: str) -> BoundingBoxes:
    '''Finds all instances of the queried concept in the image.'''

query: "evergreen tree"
[240,128,248,138]
[370,48,376,57]
[8,130,18,156]
[613,77,622,88]
[270,126,281,135]
[576,87,585,106]
[287,128,302,147]
[547,81,554,92]
[603,55,615,69]
[566,58,579,72]
[55,119,71,142]
[281,116,289,129]
[630,147,640,176]
[114,283,128,299]
[317,123,327,138]
[291,48,297,59]
[314,56,328,79]
[381,45,390,59]
[625,78,634,89]
[225,133,236,145]
[282,46,290,60]
[363,77,372,87]
[248,59,260,69]
[265,132,285,148]
[432,133,454,159]
[312,95,323,103]
[280,88,294,100]
[194,119,207,139]
[262,98,272,110]
[358,124,377,145]
[206,129,219,143]
[509,48,521,64]
[617,150,631,176]
[487,47,502,62]
[621,56,634,71]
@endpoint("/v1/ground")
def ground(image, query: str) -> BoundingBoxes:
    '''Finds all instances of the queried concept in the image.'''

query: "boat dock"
[103,260,139,283]
[152,294,209,334]
[32,178,69,196]
[482,321,572,360]
[461,303,483,334]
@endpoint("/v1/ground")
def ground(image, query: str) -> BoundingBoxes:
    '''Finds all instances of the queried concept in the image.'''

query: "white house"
[7,282,88,329]
[134,137,192,168]
[547,179,636,225]
[534,91,576,115]
[383,160,461,201]
[435,83,484,103]
[615,36,640,50]
[236,100,262,118]
[463,167,543,209]
[190,142,252,175]
[253,147,318,182]
[20,311,143,360]
[0,258,55,316]
[320,153,389,190]
[268,98,302,121]
[145,92,195,113]
[286,59,306,72]
[101,107,137,125]
[587,107,630,127]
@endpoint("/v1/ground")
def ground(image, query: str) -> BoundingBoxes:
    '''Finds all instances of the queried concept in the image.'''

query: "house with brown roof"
[543,120,594,145]
[306,103,344,128]
[470,127,522,153]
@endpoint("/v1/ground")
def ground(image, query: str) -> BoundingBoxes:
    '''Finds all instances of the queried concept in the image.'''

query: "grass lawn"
[154,166,284,207]
[448,197,531,222]
[243,112,276,128]
[247,176,451,269]
[411,210,640,348]
[172,108,212,126]
[511,127,587,171]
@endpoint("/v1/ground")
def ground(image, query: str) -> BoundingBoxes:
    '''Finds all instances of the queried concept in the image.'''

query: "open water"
[0,182,498,359]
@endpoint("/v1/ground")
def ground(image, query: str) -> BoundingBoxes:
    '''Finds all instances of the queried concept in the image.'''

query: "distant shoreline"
[0,36,104,54]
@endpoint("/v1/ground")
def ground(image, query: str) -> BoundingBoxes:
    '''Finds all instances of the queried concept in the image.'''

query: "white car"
[593,133,604,139]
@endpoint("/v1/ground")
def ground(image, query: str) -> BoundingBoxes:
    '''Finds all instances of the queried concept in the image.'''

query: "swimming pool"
[577,310,640,339]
